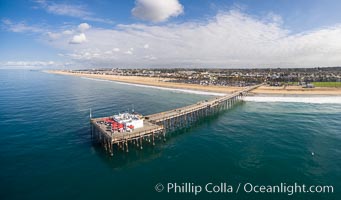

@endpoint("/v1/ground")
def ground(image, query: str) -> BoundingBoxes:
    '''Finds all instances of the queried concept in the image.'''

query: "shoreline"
[46,70,243,94]
[80,76,226,96]
[46,70,341,96]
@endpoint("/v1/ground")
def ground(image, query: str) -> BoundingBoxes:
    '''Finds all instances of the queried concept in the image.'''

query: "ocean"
[0,69,340,200]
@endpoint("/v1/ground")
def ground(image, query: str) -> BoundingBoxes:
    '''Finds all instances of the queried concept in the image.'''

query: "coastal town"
[62,67,341,88]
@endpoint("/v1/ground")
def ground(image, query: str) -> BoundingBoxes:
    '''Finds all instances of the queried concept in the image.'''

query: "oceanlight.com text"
[154,182,334,196]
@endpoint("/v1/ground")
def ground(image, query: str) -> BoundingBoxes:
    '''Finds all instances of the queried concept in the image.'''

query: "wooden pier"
[90,84,262,156]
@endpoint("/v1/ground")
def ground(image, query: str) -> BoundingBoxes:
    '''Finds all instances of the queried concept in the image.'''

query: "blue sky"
[1,0,341,68]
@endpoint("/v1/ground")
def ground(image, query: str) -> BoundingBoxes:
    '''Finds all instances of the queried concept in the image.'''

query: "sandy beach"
[47,70,242,93]
[47,70,341,95]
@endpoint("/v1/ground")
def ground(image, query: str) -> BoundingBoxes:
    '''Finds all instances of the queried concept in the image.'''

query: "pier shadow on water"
[91,101,245,169]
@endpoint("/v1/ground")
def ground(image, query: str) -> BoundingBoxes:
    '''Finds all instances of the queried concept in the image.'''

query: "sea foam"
[244,96,341,104]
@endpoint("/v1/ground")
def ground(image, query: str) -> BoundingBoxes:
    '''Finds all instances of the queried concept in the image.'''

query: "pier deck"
[91,118,163,143]
[146,84,261,123]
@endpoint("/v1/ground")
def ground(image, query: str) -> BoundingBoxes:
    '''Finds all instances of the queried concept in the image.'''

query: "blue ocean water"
[0,70,340,200]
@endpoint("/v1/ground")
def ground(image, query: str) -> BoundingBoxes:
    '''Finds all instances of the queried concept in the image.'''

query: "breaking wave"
[244,96,341,104]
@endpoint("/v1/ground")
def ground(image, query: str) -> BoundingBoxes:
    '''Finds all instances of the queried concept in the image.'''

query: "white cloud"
[34,0,113,24]
[0,60,74,69]
[62,30,73,35]
[113,48,120,52]
[266,12,283,24]
[69,33,87,44]
[144,55,157,60]
[47,32,60,40]
[2,19,45,33]
[124,50,133,55]
[132,0,184,22]
[46,3,90,18]
[144,44,149,49]
[2,61,54,66]
[47,29,75,40]
[0,60,58,69]
[2,18,11,25]
[78,23,91,32]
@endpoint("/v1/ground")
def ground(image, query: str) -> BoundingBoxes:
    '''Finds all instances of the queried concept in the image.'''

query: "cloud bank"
[0,60,66,69]
[3,10,341,68]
